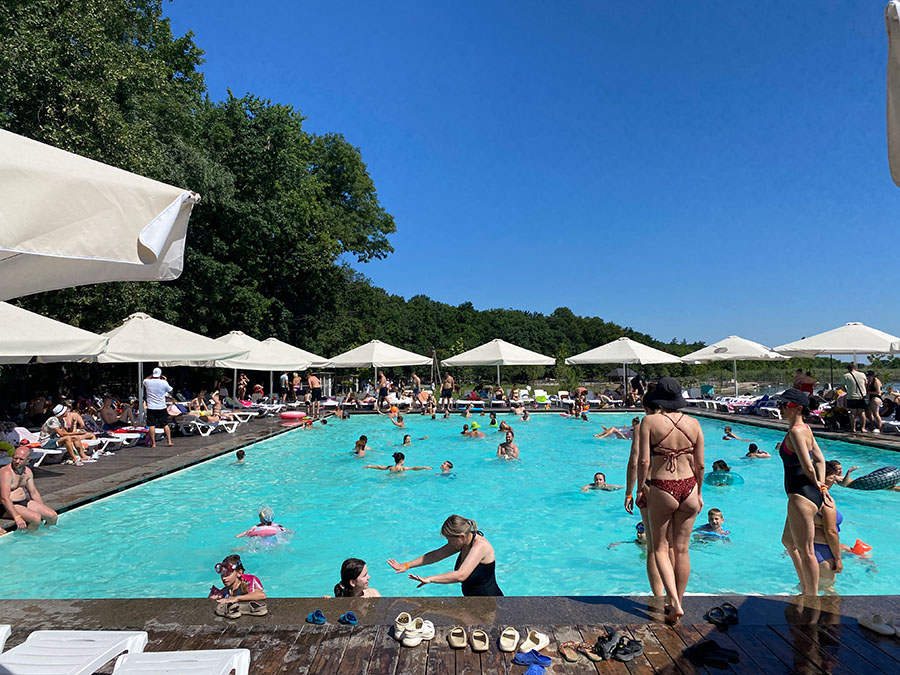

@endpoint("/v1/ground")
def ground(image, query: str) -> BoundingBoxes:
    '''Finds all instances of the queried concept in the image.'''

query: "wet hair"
[403,435,411,443]
[825,460,842,477]
[505,429,515,438]
[712,460,730,472]
[236,449,245,460]
[441,514,478,538]
[444,460,454,469]
[397,415,403,421]
[748,443,758,453]
[392,452,405,464]
[594,472,605,481]
[334,558,366,597]
[631,417,640,425]
[359,435,368,442]
[724,426,732,432]
[708,508,723,517]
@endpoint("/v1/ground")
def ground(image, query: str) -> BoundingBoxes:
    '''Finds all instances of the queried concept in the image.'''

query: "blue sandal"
[339,611,358,625]
[305,609,327,624]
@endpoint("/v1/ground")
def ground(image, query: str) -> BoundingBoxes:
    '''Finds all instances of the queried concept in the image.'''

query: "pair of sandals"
[214,600,268,619]
[565,630,642,662]
[447,626,488,652]
[683,640,740,669]
[704,602,739,630]
[305,609,357,625]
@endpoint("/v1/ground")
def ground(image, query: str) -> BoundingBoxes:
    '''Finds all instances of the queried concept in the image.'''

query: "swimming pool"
[1,413,898,598]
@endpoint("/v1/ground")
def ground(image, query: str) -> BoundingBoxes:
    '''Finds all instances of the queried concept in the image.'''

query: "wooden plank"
[524,624,565,674]
[392,626,428,675]
[846,624,900,666]
[334,626,379,675]
[646,623,709,675]
[677,624,765,675]
[818,624,896,674]
[306,624,354,675]
[423,625,455,675]
[795,624,888,675]
[276,623,328,675]
[364,624,401,675]
[255,627,303,675]
[723,627,798,675]
[551,625,598,674]
[479,625,511,675]
[607,624,654,675]
[768,624,855,675]
[456,627,483,675]
[575,625,630,675]
[753,625,826,674]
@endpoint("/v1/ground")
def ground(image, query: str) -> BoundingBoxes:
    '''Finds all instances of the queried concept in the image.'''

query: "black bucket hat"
[644,377,686,410]
[776,388,809,408]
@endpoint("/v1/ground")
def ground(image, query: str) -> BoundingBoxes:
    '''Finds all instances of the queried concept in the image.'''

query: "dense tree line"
[1,0,853,391]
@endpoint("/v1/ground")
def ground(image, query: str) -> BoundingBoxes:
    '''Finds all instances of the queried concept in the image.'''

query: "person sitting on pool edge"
[497,430,519,459]
[693,508,730,540]
[333,558,381,597]
[209,554,267,618]
[745,443,771,458]
[581,472,625,492]
[364,452,431,473]
[387,514,503,596]
[722,426,754,442]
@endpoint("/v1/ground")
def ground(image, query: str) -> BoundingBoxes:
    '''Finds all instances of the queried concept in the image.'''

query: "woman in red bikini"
[636,378,704,623]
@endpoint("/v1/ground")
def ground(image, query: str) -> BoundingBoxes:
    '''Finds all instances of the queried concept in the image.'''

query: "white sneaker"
[393,612,412,638]
[401,618,435,647]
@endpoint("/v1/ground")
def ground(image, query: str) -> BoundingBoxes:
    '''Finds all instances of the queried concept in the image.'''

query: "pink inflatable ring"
[281,411,308,421]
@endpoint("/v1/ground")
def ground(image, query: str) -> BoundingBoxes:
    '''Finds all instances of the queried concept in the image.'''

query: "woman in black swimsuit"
[777,388,831,596]
[386,515,503,596]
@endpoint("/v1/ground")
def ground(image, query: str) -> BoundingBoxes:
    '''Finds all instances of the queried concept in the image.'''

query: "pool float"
[694,528,731,540]
[280,411,307,421]
[704,471,744,486]
[246,524,285,537]
[847,466,900,491]
[850,539,872,556]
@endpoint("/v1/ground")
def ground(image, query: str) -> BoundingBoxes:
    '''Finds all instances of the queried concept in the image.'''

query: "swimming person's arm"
[387,542,456,573]
[839,467,859,487]
[406,466,432,471]
[363,465,390,470]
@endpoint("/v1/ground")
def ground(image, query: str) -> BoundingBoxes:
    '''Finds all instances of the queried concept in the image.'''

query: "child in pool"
[693,508,730,540]
[235,507,291,538]
[608,522,648,550]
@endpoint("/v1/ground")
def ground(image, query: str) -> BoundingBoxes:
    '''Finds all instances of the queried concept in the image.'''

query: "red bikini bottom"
[645,476,697,504]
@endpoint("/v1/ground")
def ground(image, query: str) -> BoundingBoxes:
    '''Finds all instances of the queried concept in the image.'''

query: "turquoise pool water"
[1,413,898,598]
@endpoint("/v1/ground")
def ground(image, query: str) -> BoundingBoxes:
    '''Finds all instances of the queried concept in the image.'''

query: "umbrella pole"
[497,364,500,386]
[623,361,628,404]
[830,356,834,390]
[269,371,273,400]
[233,368,237,402]
[137,362,144,424]
[734,359,738,397]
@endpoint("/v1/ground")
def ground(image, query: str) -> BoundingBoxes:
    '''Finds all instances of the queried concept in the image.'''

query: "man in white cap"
[143,367,174,448]
[40,403,93,465]
[2,445,58,530]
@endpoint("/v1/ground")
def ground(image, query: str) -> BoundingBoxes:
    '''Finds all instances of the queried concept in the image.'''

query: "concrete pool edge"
[1,595,896,629]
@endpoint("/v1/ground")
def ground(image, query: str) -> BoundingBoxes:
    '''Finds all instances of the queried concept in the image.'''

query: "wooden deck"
[5,619,900,674]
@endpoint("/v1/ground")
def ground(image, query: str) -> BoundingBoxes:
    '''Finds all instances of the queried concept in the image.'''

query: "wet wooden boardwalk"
[7,619,899,674]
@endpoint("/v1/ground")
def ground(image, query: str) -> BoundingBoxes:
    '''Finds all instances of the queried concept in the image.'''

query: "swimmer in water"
[390,414,405,429]
[497,430,519,459]
[594,417,639,440]
[723,426,754,442]
[402,435,412,446]
[693,508,730,540]
[364,452,432,473]
[235,507,292,538]
[745,443,771,458]
[608,522,648,550]
[460,424,471,436]
[235,449,245,463]
[581,472,624,492]
[333,558,381,598]
[469,422,486,438]
[489,412,498,427]
[498,421,513,433]
[521,411,530,421]
[440,460,454,475]
[353,435,372,457]
[463,405,473,418]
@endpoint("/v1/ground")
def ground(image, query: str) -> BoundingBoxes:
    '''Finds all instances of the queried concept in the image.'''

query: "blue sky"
[167,1,897,347]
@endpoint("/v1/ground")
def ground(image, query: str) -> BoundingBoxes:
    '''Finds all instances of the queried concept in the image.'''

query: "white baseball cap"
[152,367,162,377]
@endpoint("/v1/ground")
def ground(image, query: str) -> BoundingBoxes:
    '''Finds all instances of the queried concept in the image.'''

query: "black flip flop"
[720,602,739,625]
[704,606,729,630]
[613,636,644,662]
[595,630,622,660]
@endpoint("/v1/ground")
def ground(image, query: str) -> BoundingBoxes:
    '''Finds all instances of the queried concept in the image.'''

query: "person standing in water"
[387,515,503,596]
[364,452,431,473]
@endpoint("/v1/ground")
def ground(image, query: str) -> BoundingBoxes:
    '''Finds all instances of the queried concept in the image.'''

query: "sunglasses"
[215,562,239,575]
[777,401,799,409]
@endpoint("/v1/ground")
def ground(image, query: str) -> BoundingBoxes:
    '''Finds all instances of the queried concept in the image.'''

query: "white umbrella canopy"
[0,129,200,301]
[887,1,900,187]
[164,331,313,372]
[565,337,682,366]
[681,335,787,396]
[0,302,107,364]
[773,322,900,358]
[441,339,554,384]
[261,338,329,369]
[327,340,431,369]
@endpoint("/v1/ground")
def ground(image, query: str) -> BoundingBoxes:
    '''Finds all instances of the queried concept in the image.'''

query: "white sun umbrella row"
[441,339,555,384]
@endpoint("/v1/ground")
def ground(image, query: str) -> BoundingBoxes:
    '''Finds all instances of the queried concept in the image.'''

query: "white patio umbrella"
[441,339,554,384]
[327,340,431,391]
[887,1,900,186]
[566,337,682,402]
[93,313,248,419]
[681,335,787,396]
[261,337,329,395]
[0,129,200,301]
[774,322,900,388]
[0,302,107,363]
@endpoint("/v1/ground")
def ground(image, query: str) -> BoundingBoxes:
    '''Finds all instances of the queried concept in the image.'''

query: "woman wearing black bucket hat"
[776,387,831,596]
[635,377,704,623]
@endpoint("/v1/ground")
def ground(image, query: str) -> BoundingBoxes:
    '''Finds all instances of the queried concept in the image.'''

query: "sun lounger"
[178,419,239,437]
[113,648,250,675]
[0,625,147,675]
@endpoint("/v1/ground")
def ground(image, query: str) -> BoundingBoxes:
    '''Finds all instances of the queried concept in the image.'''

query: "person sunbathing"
[99,396,136,429]
[189,390,210,413]
[364,452,431,473]
[40,404,93,464]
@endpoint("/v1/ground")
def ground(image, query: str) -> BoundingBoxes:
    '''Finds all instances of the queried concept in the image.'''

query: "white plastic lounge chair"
[113,648,250,675]
[533,389,550,405]
[0,625,147,675]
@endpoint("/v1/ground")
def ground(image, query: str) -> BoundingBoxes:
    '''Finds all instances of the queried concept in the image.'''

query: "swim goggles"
[635,522,645,533]
[215,562,239,575]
